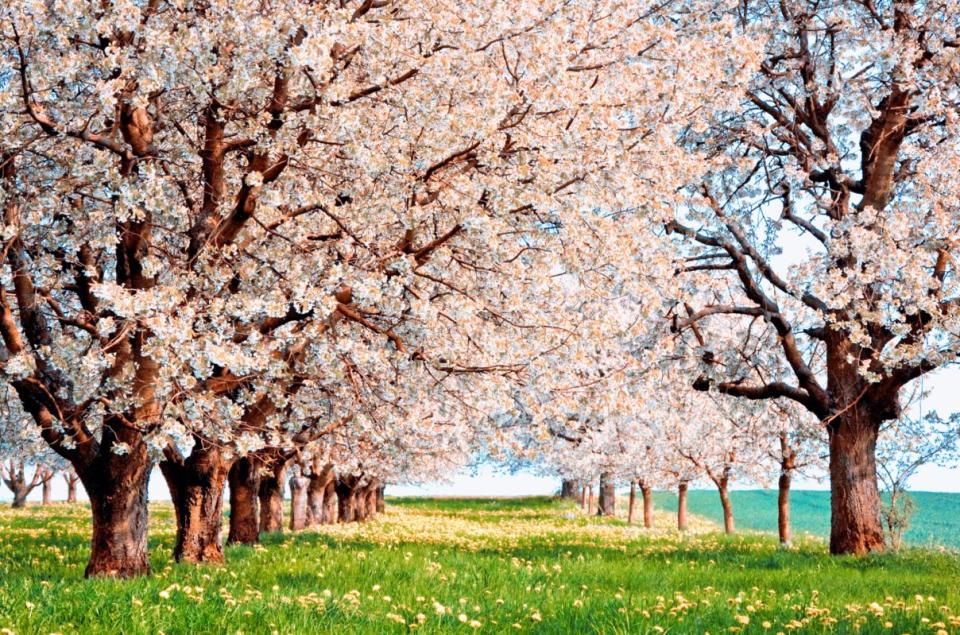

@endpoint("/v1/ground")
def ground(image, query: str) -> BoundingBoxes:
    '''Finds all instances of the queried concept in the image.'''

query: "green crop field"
[0,497,958,634]
[652,490,960,550]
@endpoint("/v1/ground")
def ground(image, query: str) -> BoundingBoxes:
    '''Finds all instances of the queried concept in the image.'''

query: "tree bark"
[64,471,80,503]
[307,463,334,526]
[560,478,580,501]
[289,473,309,531]
[677,481,689,532]
[376,485,385,513]
[79,446,152,578]
[336,475,359,522]
[580,484,588,512]
[627,480,637,524]
[323,474,338,524]
[227,456,260,545]
[778,469,792,546]
[159,444,229,564]
[41,471,52,505]
[641,484,653,529]
[586,485,594,514]
[717,479,734,534]
[828,417,885,554]
[258,459,287,535]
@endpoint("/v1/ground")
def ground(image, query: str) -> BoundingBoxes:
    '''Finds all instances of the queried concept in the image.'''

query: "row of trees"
[1,0,958,577]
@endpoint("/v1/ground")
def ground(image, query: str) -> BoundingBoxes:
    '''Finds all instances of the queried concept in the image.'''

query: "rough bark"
[597,473,616,517]
[778,469,792,546]
[307,463,334,526]
[336,475,359,522]
[41,470,53,505]
[227,456,260,545]
[641,484,653,529]
[677,481,689,532]
[79,444,152,578]
[828,415,885,554]
[258,459,287,535]
[289,473,309,531]
[65,471,79,503]
[627,480,637,524]
[580,484,589,512]
[159,443,230,564]
[376,485,385,513]
[560,479,580,501]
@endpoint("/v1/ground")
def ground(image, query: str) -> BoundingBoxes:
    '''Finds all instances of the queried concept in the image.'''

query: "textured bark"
[307,463,334,526]
[80,445,152,578]
[160,444,229,564]
[41,471,53,505]
[717,480,734,534]
[677,481,689,532]
[828,416,884,554]
[560,479,580,501]
[336,475,359,522]
[258,460,287,535]
[227,456,260,545]
[323,475,338,524]
[289,474,309,531]
[641,484,653,529]
[376,485,385,513]
[778,470,792,546]
[627,480,637,524]
[596,473,615,517]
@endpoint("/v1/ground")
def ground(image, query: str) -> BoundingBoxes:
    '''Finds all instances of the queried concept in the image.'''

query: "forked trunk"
[79,446,152,578]
[258,461,287,535]
[641,484,653,529]
[289,474,309,531]
[227,456,260,545]
[160,444,229,564]
[778,469,792,546]
[65,472,80,503]
[677,481,688,532]
[828,417,884,555]
[627,480,637,524]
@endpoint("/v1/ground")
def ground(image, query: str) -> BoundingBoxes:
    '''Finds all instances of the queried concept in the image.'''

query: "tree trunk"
[828,418,885,554]
[627,480,637,524]
[289,474,309,531]
[677,481,688,532]
[323,475,338,524]
[65,472,79,503]
[717,479,734,534]
[159,444,229,564]
[560,478,580,501]
[227,456,260,545]
[586,485,594,514]
[79,448,152,578]
[641,484,653,529]
[41,473,52,505]
[376,485,385,513]
[336,475,359,522]
[579,484,588,512]
[307,463,334,526]
[258,460,287,535]
[778,469,792,546]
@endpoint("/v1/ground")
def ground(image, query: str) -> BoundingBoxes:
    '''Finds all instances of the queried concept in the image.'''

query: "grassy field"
[653,490,960,549]
[0,498,958,634]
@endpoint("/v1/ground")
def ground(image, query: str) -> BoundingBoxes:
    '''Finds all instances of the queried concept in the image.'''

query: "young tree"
[666,0,960,554]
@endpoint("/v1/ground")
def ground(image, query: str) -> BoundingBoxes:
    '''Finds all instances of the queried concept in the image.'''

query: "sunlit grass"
[0,498,957,634]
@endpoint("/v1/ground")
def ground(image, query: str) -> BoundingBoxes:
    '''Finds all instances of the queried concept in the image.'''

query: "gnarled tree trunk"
[2,461,43,508]
[227,456,260,545]
[677,481,689,532]
[336,474,359,522]
[323,474,338,523]
[307,463,335,526]
[641,483,653,529]
[258,459,287,535]
[160,443,230,564]
[828,415,884,554]
[79,442,152,578]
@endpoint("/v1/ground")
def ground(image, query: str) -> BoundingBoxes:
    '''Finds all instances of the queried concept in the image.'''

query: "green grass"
[0,498,957,634]
[652,490,960,549]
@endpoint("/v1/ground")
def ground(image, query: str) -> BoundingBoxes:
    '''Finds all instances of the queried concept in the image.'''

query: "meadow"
[0,497,957,634]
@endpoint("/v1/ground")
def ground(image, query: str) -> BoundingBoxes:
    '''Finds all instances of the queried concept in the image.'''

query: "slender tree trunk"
[778,468,792,546]
[258,460,287,535]
[376,485,385,513]
[579,484,588,512]
[289,473,309,531]
[560,479,580,501]
[79,447,152,578]
[159,444,229,564]
[677,481,688,532]
[828,417,885,554]
[641,484,653,529]
[227,456,260,545]
[41,472,52,505]
[717,479,734,534]
[586,485,594,514]
[627,480,637,524]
